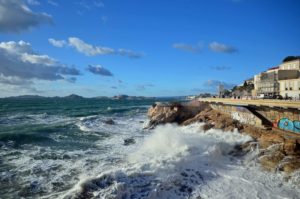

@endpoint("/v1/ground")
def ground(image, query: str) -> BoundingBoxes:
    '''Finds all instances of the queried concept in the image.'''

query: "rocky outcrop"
[147,101,300,174]
[146,101,209,129]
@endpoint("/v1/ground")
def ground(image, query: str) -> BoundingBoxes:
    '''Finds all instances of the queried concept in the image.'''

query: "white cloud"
[0,0,52,33]
[87,65,113,76]
[68,37,115,56]
[209,42,237,53]
[20,53,57,66]
[49,37,143,59]
[0,40,80,82]
[48,38,66,47]
[172,42,202,53]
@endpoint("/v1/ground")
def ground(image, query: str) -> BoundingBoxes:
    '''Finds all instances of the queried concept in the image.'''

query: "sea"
[0,97,300,199]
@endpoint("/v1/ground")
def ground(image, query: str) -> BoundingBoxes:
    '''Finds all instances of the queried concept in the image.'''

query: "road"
[198,98,300,109]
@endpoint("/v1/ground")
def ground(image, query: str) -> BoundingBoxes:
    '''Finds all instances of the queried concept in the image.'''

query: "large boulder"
[146,101,208,128]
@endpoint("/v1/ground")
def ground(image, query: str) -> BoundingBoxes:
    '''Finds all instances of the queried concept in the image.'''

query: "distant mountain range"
[2,94,156,100]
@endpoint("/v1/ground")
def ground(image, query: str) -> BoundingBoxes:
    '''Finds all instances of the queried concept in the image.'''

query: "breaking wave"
[64,124,300,199]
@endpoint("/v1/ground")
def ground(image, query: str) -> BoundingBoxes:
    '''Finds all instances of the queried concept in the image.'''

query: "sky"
[0,0,299,97]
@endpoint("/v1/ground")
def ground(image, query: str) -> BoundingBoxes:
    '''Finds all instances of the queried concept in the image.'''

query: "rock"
[104,119,115,125]
[230,141,257,156]
[201,123,214,132]
[283,139,300,155]
[147,102,209,128]
[124,138,135,146]
[146,101,300,175]
[279,157,300,173]
[259,151,285,171]
[258,133,285,149]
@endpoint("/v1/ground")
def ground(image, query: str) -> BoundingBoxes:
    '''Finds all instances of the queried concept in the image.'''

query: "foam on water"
[0,111,149,198]
[65,123,300,199]
[1,108,300,199]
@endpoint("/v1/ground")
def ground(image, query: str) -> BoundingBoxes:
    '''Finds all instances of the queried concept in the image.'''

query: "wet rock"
[104,119,115,125]
[124,138,135,146]
[279,157,300,174]
[201,123,214,132]
[259,151,285,171]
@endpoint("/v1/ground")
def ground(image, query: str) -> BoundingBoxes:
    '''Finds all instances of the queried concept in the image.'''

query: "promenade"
[198,98,300,109]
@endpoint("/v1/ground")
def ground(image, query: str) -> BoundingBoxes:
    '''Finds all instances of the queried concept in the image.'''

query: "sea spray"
[67,123,300,199]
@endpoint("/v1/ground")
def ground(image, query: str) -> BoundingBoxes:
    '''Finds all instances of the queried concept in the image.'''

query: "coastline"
[147,100,300,175]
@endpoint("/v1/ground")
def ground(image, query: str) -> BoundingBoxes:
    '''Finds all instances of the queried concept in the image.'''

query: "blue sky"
[0,0,299,97]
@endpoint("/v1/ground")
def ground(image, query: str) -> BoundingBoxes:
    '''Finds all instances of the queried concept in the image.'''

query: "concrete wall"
[210,104,263,126]
[256,107,300,133]
[210,103,300,134]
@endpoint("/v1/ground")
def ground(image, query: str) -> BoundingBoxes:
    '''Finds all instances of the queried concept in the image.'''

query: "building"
[278,59,300,99]
[254,66,279,97]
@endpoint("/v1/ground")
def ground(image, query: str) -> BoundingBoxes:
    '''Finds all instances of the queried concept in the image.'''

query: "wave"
[2,119,300,199]
[65,123,300,199]
[0,113,72,126]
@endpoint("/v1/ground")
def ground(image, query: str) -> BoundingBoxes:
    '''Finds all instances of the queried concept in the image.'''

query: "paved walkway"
[198,98,300,109]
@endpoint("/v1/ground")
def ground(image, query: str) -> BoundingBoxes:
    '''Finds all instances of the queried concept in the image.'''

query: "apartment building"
[254,66,279,97]
[278,59,300,99]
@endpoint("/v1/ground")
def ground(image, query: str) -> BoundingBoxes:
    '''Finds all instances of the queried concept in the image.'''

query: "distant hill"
[63,94,84,99]
[112,95,155,100]
[4,94,84,99]
[2,94,156,100]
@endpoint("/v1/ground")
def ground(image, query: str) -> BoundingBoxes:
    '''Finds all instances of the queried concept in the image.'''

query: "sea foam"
[65,123,300,199]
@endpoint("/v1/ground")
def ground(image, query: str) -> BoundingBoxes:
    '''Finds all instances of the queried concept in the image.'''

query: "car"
[272,95,283,100]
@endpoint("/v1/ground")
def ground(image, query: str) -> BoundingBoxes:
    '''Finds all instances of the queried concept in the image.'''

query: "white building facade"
[278,59,300,99]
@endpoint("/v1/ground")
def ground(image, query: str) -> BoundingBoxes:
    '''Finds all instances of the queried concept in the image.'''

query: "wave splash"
[67,124,259,199]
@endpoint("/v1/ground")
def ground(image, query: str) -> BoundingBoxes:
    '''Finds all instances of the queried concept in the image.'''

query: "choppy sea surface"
[0,98,299,199]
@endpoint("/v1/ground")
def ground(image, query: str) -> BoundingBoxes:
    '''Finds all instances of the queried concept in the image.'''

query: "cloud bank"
[0,0,52,33]
[0,40,80,83]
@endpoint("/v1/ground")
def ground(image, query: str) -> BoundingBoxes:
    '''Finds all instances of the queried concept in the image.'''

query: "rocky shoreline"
[147,101,300,175]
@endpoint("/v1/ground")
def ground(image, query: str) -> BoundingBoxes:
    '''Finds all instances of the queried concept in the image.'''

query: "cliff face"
[147,102,300,174]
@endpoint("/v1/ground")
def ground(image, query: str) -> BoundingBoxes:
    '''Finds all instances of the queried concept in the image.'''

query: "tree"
[282,56,300,63]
